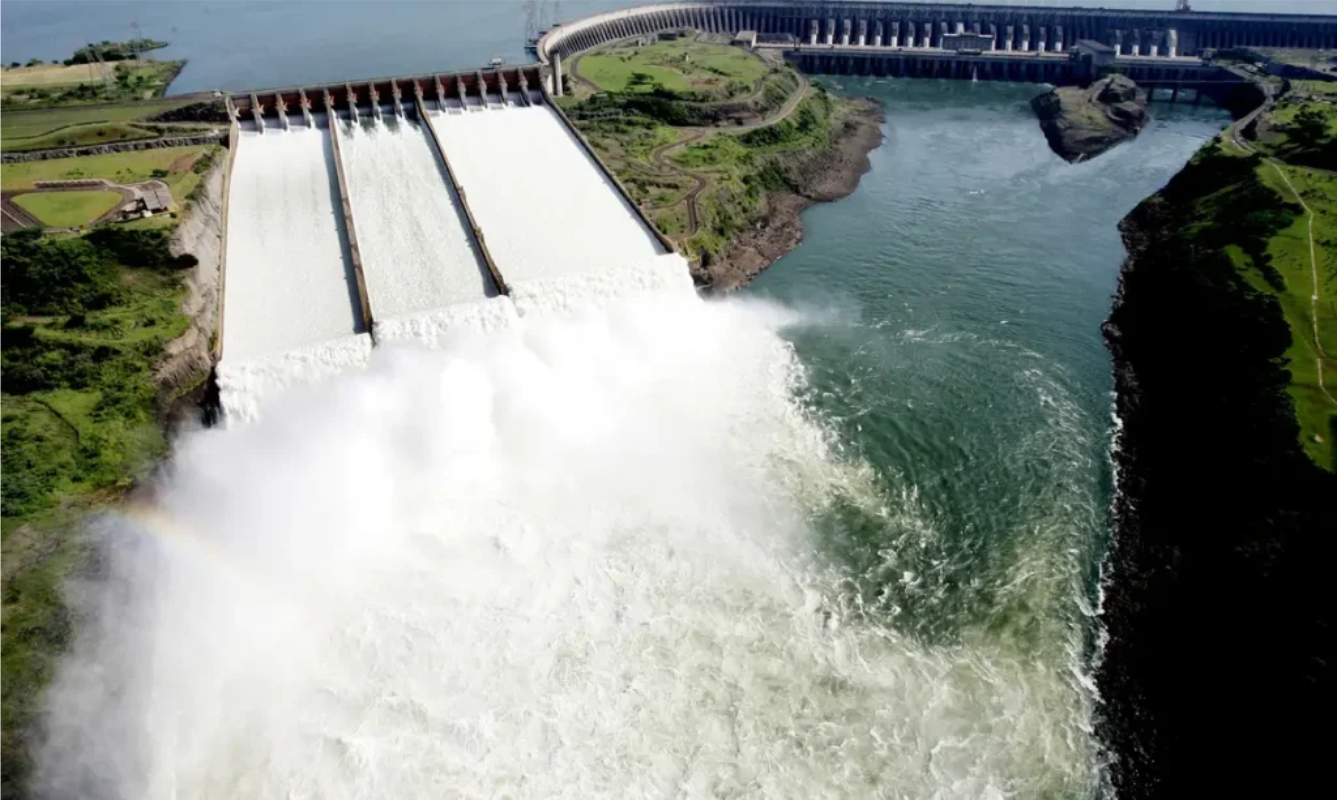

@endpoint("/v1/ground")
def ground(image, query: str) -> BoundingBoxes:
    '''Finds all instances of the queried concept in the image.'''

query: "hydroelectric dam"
[216,66,683,419]
[214,1,1336,420]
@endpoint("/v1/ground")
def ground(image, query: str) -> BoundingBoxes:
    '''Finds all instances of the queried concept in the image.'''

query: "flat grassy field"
[579,40,769,95]
[0,144,208,190]
[0,99,189,140]
[12,190,124,227]
[4,121,159,152]
[0,62,115,87]
[1,60,181,108]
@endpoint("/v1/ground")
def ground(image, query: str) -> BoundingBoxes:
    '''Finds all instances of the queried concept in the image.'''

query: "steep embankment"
[1099,140,1336,796]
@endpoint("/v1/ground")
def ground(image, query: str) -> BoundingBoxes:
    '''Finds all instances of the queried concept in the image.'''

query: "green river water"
[745,78,1228,792]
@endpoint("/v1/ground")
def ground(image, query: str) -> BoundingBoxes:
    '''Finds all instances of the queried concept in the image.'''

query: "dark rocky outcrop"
[1032,74,1149,162]
[1098,149,1335,798]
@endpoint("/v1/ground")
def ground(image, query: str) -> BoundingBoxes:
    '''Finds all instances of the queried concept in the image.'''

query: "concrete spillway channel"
[424,87,669,287]
[217,66,684,418]
[218,112,374,421]
[335,99,503,336]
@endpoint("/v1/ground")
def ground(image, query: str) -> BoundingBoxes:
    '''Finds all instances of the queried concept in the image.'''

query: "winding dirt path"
[1269,160,1337,408]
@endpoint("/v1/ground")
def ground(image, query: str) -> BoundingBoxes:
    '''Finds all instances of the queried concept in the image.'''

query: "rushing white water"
[215,332,373,425]
[221,123,361,361]
[35,265,1097,799]
[428,104,663,283]
[338,112,493,319]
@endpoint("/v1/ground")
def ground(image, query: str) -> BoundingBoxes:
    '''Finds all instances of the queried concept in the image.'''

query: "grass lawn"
[0,99,189,141]
[0,144,208,191]
[0,62,114,88]
[1,60,182,108]
[1255,162,1337,470]
[3,121,158,153]
[579,40,770,95]
[13,190,124,227]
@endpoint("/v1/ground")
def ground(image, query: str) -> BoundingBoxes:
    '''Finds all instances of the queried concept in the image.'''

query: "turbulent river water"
[34,81,1226,799]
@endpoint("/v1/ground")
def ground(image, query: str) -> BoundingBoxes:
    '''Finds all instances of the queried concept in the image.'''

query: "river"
[5,2,1239,797]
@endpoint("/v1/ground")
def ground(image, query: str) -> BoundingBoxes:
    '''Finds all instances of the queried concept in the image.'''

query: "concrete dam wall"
[539,2,1337,61]
[217,67,685,419]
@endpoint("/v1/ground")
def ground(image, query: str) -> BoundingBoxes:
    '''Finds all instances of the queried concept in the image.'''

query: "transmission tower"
[524,0,538,42]
[130,20,144,58]
[1175,0,1192,11]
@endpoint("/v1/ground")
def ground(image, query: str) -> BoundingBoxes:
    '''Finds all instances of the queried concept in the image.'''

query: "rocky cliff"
[1098,147,1335,798]
[158,159,224,427]
[1032,75,1149,163]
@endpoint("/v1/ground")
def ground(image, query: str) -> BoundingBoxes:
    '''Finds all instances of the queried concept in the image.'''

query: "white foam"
[222,124,361,361]
[373,295,520,348]
[217,333,373,424]
[428,104,663,285]
[37,289,1099,800]
[338,116,493,318]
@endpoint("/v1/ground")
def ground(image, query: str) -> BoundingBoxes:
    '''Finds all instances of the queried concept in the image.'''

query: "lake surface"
[2,0,1331,94]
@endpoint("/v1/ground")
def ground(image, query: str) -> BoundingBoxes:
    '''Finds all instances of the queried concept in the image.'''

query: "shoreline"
[692,97,885,293]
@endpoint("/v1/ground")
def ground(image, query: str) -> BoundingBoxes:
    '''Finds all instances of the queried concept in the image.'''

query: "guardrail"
[413,95,511,296]
[325,113,377,338]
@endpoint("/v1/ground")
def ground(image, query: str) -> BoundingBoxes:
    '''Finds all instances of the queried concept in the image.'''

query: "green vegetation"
[3,121,159,153]
[1,58,183,109]
[2,225,195,795]
[565,36,849,268]
[12,190,124,228]
[70,38,168,64]
[579,40,769,99]
[0,99,192,141]
[1,145,215,216]
[1202,83,1337,470]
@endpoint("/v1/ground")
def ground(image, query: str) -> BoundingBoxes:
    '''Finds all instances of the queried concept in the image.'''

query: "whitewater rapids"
[35,277,1099,799]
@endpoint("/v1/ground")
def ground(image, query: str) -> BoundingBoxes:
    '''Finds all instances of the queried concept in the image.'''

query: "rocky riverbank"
[693,97,884,292]
[1098,148,1335,797]
[1032,75,1148,163]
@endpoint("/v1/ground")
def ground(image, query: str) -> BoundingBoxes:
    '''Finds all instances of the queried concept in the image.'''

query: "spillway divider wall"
[214,101,241,362]
[413,94,511,296]
[538,84,677,255]
[326,112,377,340]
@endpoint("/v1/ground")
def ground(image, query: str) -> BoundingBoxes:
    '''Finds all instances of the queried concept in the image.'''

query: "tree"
[25,57,43,66]
[1290,106,1330,149]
